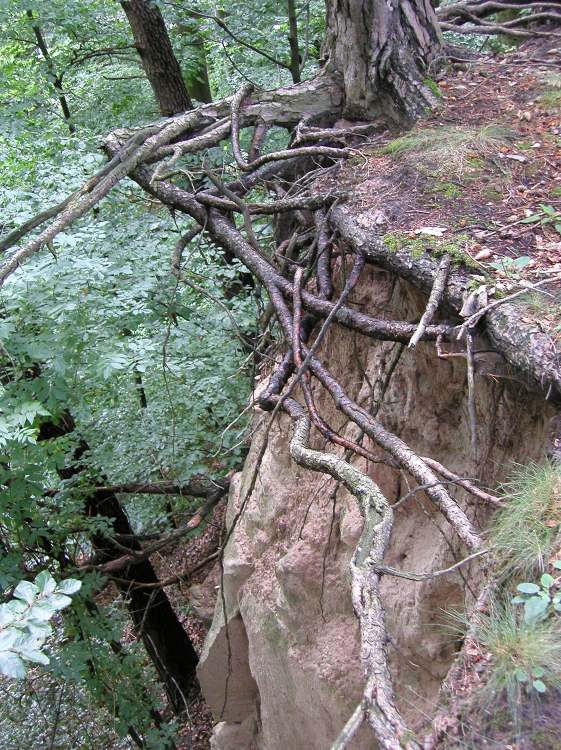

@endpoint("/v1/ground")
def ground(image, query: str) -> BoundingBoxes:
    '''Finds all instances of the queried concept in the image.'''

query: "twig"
[171,224,202,275]
[374,549,488,581]
[421,456,503,506]
[409,254,450,349]
[203,161,261,251]
[466,328,478,462]
[456,275,561,339]
[331,703,365,750]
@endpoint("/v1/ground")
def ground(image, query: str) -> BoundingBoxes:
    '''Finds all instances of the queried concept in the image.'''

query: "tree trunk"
[323,0,443,126]
[86,486,199,714]
[39,417,199,714]
[120,0,193,115]
[286,0,301,83]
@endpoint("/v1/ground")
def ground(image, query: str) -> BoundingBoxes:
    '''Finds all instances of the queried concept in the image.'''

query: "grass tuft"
[488,462,561,581]
[476,602,561,713]
[381,124,517,176]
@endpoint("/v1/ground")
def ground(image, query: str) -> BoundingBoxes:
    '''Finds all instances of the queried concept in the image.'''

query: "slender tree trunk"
[323,0,443,126]
[26,10,75,133]
[120,0,193,115]
[286,0,301,83]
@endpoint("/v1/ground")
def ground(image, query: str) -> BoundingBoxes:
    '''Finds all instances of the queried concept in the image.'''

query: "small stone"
[522,111,532,121]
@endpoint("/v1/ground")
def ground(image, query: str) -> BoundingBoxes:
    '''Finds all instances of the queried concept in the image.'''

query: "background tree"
[119,0,193,114]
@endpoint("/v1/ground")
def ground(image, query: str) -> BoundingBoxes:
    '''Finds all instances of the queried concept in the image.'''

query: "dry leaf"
[474,248,492,261]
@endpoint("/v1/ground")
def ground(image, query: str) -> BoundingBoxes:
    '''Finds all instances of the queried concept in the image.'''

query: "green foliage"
[475,600,561,703]
[0,571,81,679]
[520,204,561,236]
[488,462,561,581]
[488,254,533,280]
[0,0,277,743]
[512,563,561,625]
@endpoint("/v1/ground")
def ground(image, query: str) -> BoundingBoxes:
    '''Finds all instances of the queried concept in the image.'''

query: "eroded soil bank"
[191,44,561,750]
[195,265,555,749]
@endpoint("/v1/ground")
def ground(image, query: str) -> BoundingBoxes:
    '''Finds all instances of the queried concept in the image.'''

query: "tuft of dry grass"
[381,124,517,177]
[488,462,561,581]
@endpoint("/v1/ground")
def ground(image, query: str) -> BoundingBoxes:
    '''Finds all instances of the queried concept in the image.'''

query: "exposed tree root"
[286,398,419,750]
[437,0,561,37]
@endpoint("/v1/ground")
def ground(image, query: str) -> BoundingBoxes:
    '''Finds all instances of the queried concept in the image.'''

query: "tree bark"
[323,0,443,125]
[86,485,199,714]
[286,0,302,83]
[120,0,193,115]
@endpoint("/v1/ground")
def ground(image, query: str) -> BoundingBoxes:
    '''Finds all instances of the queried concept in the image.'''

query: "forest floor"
[134,40,560,750]
[319,38,561,337]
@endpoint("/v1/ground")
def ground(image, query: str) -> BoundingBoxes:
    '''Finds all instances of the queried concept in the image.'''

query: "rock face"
[196,266,554,750]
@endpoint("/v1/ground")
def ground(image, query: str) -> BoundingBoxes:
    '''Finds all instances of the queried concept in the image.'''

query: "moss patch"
[431,181,462,199]
[383,231,480,269]
[380,124,517,178]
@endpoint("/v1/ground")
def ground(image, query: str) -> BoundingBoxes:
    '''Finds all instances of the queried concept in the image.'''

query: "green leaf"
[0,651,26,679]
[511,595,526,604]
[34,570,56,595]
[13,580,38,605]
[540,573,554,589]
[553,560,561,570]
[28,602,55,622]
[524,596,549,624]
[56,578,81,596]
[48,593,72,610]
[520,214,541,224]
[532,666,545,678]
[514,667,528,682]
[25,619,52,638]
[533,679,547,693]
[20,648,49,665]
[517,582,540,594]
[0,629,19,651]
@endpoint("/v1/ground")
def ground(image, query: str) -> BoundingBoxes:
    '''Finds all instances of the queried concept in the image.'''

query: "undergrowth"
[488,462,561,581]
[476,602,561,705]
[446,599,561,749]
[441,463,561,747]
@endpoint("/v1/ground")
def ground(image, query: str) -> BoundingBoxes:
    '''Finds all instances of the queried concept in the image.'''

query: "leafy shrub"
[0,570,81,679]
